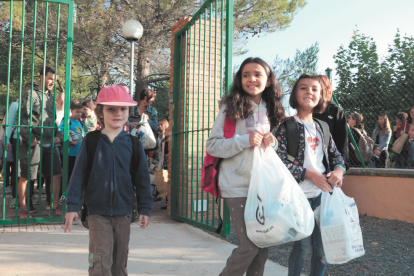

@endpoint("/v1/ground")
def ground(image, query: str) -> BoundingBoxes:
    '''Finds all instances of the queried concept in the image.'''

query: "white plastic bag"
[245,147,314,248]
[320,188,365,264]
[138,117,156,149]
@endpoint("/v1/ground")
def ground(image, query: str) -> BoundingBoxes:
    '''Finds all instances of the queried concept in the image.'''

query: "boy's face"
[373,148,381,156]
[409,125,414,138]
[83,106,94,117]
[158,122,165,133]
[102,106,129,130]
[71,108,83,121]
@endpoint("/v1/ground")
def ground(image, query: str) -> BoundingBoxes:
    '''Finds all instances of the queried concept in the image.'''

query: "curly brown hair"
[224,57,285,126]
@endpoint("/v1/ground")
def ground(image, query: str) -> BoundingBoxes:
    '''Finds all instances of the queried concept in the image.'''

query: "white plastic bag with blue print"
[320,188,365,264]
[138,117,156,149]
[245,147,314,248]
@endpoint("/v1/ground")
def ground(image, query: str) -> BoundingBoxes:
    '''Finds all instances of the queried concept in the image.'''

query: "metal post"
[325,68,367,168]
[129,41,135,95]
[224,0,233,96]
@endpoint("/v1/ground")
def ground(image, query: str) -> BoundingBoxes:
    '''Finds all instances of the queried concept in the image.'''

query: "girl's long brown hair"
[224,57,285,126]
[374,113,391,136]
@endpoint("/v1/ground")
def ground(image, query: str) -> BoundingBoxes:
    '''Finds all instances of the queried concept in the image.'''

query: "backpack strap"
[86,130,101,177]
[314,118,330,147]
[284,117,300,163]
[129,135,140,183]
[81,130,101,223]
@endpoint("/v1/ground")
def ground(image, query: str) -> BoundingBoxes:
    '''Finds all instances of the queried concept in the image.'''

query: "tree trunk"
[134,37,151,102]
[97,63,109,93]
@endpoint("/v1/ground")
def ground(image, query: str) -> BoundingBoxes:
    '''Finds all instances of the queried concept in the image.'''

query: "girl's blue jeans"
[288,193,327,276]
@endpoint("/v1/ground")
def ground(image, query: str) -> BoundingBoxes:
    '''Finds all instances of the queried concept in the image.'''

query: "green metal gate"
[1,0,74,225]
[171,0,233,236]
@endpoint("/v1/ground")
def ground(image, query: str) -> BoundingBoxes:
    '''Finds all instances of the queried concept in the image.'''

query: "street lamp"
[122,19,144,96]
[325,67,332,82]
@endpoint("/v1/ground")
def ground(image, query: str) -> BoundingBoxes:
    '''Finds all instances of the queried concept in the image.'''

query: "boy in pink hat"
[64,85,153,275]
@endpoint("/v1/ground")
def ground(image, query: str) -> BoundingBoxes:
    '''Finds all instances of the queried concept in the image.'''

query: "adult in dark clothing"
[313,76,349,169]
[393,112,410,168]
[348,113,366,167]
[407,106,414,124]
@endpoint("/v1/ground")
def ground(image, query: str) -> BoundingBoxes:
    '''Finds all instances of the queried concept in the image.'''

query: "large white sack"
[138,117,156,149]
[245,147,314,248]
[320,188,365,264]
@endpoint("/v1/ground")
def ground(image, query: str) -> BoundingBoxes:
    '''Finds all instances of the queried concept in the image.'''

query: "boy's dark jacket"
[66,130,153,217]
[313,100,349,168]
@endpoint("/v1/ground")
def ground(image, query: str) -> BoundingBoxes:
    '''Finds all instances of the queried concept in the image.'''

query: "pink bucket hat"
[96,85,137,106]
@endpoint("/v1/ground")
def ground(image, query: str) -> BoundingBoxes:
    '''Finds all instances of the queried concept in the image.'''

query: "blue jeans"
[288,193,327,276]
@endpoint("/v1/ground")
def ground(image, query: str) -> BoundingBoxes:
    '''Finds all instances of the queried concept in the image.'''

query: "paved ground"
[0,201,291,276]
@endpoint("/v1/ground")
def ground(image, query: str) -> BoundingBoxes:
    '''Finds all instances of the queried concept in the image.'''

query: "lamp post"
[122,19,144,96]
[325,67,332,82]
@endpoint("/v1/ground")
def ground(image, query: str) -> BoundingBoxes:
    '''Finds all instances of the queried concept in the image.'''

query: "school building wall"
[342,169,414,223]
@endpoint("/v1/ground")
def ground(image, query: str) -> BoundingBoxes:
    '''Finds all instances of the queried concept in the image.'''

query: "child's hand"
[138,214,150,229]
[249,131,263,147]
[70,141,78,146]
[326,167,344,188]
[64,212,78,233]
[262,133,275,147]
[141,114,149,121]
[307,169,333,193]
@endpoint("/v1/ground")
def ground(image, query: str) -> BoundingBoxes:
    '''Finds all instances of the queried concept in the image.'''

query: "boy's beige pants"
[88,214,132,276]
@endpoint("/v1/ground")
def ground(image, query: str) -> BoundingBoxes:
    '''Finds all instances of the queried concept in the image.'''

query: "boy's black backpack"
[79,130,139,229]
[283,117,331,170]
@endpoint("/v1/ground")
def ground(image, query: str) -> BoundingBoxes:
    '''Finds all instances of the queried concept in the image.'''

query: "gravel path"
[207,215,414,275]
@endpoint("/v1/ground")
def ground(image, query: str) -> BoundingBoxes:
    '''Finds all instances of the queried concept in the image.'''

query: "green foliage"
[272,42,319,94]
[271,42,319,114]
[334,29,414,138]
[150,78,170,120]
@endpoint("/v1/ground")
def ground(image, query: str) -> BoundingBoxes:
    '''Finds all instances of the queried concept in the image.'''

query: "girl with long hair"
[207,57,285,276]
[372,113,392,168]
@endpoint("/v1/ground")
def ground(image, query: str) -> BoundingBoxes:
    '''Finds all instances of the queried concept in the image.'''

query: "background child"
[129,118,141,138]
[368,144,381,168]
[157,119,169,210]
[275,74,345,276]
[207,57,285,276]
[64,85,153,276]
[82,99,99,134]
[406,124,414,169]
[59,101,84,183]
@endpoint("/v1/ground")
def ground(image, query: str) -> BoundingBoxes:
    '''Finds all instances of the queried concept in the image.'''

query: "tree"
[272,42,319,95]
[1,0,307,105]
[271,42,319,114]
[334,29,414,137]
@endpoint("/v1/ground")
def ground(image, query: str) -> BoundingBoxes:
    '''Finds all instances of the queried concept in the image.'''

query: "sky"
[233,0,414,85]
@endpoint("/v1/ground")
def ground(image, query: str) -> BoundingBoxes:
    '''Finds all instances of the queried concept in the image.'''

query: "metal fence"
[171,0,233,236]
[0,0,74,225]
[331,69,414,169]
